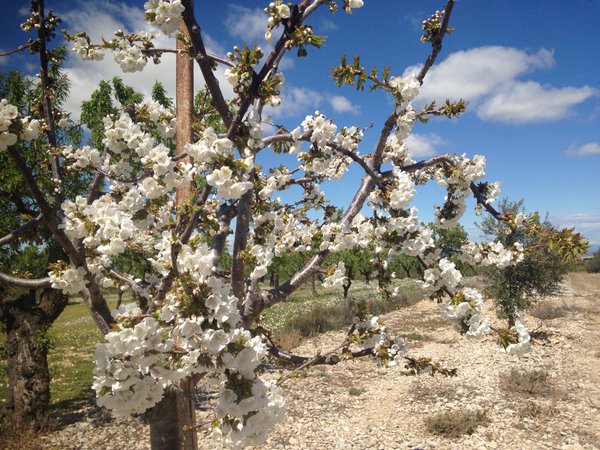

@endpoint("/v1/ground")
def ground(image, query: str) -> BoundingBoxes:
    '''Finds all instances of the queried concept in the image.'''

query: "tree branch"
[334,145,385,191]
[0,215,42,246]
[242,2,458,322]
[181,0,232,127]
[0,42,33,57]
[417,0,455,84]
[7,146,114,334]
[35,0,64,203]
[0,272,52,288]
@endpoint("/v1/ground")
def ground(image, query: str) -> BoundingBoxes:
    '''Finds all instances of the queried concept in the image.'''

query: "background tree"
[478,198,569,326]
[585,249,600,273]
[0,50,82,431]
[432,223,474,275]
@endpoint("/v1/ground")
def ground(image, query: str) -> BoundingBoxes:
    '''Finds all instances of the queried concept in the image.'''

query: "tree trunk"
[148,378,198,450]
[343,266,354,299]
[361,269,371,284]
[116,286,123,310]
[311,273,317,296]
[148,3,198,448]
[0,287,68,432]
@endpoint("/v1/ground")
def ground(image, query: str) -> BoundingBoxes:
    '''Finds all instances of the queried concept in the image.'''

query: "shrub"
[529,302,569,320]
[425,409,489,438]
[586,250,600,273]
[499,368,553,396]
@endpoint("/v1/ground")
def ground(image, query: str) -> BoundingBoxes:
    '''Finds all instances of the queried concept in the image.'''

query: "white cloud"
[59,2,233,119]
[550,214,600,244]
[566,142,600,157]
[477,82,596,123]
[406,46,595,123]
[319,19,339,32]
[266,86,324,119]
[405,133,445,157]
[329,95,359,114]
[225,5,267,43]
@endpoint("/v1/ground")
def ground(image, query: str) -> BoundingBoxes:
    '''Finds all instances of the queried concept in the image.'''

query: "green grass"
[261,278,421,340]
[0,278,422,411]
[0,293,126,410]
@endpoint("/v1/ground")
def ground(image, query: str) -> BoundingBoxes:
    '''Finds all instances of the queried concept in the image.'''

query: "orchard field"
[1,0,598,449]
[2,272,599,449]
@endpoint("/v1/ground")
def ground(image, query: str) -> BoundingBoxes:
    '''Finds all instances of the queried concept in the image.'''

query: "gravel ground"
[40,273,600,450]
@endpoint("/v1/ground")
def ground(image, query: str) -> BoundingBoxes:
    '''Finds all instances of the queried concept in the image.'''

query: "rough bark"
[148,379,197,450]
[0,287,68,432]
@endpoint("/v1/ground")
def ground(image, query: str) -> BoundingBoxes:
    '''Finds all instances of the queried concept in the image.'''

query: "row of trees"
[0,1,586,449]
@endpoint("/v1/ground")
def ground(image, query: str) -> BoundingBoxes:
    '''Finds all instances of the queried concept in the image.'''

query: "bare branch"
[417,0,456,84]
[0,42,33,57]
[0,272,52,288]
[181,0,232,127]
[35,0,64,202]
[0,215,42,246]
[334,145,385,190]
[109,270,143,292]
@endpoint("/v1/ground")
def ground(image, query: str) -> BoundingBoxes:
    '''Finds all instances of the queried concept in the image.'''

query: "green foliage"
[80,77,143,148]
[348,387,365,396]
[331,54,390,91]
[0,64,83,277]
[152,81,173,108]
[585,250,600,273]
[194,86,227,133]
[389,254,421,279]
[432,223,468,258]
[478,198,568,326]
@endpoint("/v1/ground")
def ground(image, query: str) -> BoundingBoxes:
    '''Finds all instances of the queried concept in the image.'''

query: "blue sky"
[1,1,599,245]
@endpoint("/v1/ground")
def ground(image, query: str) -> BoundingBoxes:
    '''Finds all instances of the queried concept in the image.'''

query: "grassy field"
[0,279,422,413]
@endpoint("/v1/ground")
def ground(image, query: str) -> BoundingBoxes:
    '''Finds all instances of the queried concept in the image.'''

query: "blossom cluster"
[49,265,88,295]
[418,257,462,296]
[72,35,104,61]
[439,288,491,338]
[459,241,524,269]
[0,99,41,151]
[144,0,185,37]
[352,315,406,366]
[322,261,347,289]
[93,278,285,444]
[501,316,532,357]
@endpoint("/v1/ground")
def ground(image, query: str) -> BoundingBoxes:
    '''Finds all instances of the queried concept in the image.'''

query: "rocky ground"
[39,273,600,450]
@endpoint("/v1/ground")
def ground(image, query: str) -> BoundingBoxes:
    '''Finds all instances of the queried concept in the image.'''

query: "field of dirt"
[40,272,600,450]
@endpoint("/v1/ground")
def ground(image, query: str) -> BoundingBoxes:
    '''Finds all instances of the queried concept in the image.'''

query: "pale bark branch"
[0,43,33,57]
[0,272,52,288]
[334,145,385,190]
